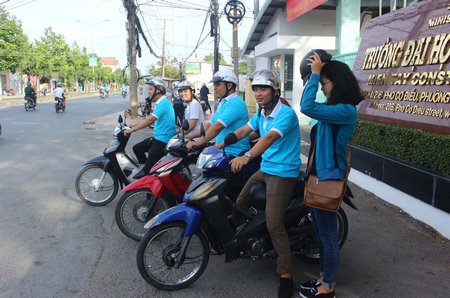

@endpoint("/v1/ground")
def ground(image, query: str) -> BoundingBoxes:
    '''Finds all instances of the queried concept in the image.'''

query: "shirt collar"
[261,99,282,118]
[155,95,167,105]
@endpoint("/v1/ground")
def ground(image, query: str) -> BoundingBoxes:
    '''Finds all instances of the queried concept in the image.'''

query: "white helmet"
[149,78,166,94]
[211,69,238,85]
[250,69,280,91]
[177,81,193,91]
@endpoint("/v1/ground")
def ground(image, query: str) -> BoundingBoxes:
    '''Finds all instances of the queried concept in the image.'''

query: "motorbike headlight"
[196,147,223,169]
[166,137,182,150]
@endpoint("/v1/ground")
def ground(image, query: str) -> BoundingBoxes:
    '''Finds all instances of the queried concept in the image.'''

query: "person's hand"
[123,128,133,137]
[307,52,325,75]
[230,156,250,173]
[186,140,197,150]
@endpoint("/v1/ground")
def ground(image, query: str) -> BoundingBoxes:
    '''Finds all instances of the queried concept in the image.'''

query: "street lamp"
[75,19,110,91]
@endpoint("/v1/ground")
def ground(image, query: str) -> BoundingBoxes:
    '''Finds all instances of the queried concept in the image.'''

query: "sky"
[3,0,256,74]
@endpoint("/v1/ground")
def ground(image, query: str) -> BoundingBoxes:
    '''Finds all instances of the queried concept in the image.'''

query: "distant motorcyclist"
[104,84,110,97]
[199,83,212,113]
[54,83,66,107]
[24,83,37,106]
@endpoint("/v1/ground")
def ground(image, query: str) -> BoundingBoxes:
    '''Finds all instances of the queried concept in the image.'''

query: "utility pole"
[232,7,239,76]
[212,0,219,74]
[224,1,245,77]
[162,19,166,78]
[127,0,138,116]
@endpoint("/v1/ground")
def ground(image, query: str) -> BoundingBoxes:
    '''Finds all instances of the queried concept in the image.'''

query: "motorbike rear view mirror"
[224,133,238,146]
[118,115,124,124]
[181,119,190,131]
[199,123,205,137]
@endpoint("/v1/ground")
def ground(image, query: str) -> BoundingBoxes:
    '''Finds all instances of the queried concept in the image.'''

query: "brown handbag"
[304,144,351,212]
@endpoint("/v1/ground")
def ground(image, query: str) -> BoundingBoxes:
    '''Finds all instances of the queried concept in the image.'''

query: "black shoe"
[299,287,335,298]
[133,169,147,179]
[278,277,293,298]
[299,279,321,290]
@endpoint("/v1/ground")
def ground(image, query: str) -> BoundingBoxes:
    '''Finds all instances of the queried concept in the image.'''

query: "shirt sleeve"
[271,108,298,138]
[248,113,259,131]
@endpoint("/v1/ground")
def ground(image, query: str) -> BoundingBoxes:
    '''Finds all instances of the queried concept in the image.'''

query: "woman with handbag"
[298,50,364,298]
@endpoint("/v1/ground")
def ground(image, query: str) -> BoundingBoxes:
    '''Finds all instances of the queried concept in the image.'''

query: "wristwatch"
[244,151,252,159]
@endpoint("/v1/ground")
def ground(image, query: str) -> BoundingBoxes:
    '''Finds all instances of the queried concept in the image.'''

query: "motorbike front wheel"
[292,207,348,263]
[137,222,210,291]
[115,189,170,241]
[75,164,119,206]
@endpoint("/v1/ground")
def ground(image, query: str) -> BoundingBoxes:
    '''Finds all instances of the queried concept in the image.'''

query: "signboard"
[185,63,201,74]
[89,55,97,67]
[353,0,450,135]
[286,0,326,22]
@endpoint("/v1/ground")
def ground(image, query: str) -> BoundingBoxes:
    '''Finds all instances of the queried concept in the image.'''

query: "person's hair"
[321,61,364,106]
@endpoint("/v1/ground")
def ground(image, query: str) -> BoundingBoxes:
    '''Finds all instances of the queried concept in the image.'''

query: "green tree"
[203,53,227,65]
[149,57,180,79]
[0,8,29,73]
[239,61,247,75]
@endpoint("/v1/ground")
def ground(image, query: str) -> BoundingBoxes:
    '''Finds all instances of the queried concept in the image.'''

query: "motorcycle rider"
[228,69,301,298]
[124,78,176,179]
[53,83,65,108]
[24,82,37,107]
[186,69,250,157]
[177,81,205,140]
[199,83,212,113]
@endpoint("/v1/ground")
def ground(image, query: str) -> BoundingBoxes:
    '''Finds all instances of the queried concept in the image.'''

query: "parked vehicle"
[137,97,152,117]
[115,125,202,241]
[24,96,36,111]
[75,110,141,206]
[55,96,65,113]
[136,133,356,290]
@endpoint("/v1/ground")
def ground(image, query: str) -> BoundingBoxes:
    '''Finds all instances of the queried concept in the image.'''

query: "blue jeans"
[310,207,339,289]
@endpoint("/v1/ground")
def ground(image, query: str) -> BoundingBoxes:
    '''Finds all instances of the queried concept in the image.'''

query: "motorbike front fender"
[122,175,164,197]
[83,155,109,168]
[144,203,202,237]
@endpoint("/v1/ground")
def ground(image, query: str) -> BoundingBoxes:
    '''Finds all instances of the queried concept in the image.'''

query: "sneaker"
[299,287,335,298]
[278,277,293,298]
[299,279,321,290]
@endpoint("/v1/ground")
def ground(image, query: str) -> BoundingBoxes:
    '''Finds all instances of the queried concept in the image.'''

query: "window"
[284,54,293,91]
[270,55,281,75]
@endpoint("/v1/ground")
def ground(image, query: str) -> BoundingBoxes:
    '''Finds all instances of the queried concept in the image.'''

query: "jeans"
[310,207,339,289]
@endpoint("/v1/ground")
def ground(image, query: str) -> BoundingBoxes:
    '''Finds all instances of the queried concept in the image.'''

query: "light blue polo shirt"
[152,96,176,143]
[210,93,250,156]
[248,100,301,178]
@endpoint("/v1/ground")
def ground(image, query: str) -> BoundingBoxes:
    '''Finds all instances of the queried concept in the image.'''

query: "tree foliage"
[203,53,227,65]
[149,57,180,79]
[0,8,29,73]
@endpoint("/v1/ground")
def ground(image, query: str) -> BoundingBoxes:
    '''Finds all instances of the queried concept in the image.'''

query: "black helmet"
[299,49,332,84]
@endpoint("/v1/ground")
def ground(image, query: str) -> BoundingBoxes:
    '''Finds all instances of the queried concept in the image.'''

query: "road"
[0,95,448,297]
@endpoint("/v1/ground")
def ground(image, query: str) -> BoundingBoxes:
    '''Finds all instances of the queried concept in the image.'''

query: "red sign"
[286,0,327,22]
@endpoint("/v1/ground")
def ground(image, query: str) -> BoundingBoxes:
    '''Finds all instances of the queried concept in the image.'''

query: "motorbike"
[24,95,36,111]
[75,110,142,206]
[122,90,127,98]
[136,133,357,291]
[55,96,65,113]
[115,122,203,241]
[137,97,152,117]
[0,122,2,136]
[100,91,105,100]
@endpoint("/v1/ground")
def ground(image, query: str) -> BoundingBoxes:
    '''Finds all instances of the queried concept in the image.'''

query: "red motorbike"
[115,132,203,241]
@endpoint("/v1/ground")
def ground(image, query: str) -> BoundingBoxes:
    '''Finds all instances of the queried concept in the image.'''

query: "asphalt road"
[0,95,448,298]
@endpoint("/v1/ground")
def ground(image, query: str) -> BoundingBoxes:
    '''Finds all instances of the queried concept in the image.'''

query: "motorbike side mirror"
[181,119,190,131]
[199,123,205,137]
[224,133,238,146]
[118,114,124,124]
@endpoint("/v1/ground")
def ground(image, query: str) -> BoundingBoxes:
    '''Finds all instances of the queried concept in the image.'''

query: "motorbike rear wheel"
[137,222,210,291]
[115,189,171,241]
[292,207,348,263]
[75,164,119,206]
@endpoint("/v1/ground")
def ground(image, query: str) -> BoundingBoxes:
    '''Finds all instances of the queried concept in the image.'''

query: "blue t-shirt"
[248,100,301,178]
[152,96,176,143]
[210,93,250,156]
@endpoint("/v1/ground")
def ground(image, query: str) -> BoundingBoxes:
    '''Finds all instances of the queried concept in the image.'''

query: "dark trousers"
[133,137,167,173]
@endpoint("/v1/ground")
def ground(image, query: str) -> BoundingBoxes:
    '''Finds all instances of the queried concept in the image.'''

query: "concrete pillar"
[336,0,361,54]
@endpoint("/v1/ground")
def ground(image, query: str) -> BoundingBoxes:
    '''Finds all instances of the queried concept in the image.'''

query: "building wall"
[251,9,336,124]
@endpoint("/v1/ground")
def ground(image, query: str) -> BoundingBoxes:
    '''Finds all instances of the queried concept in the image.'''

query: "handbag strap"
[306,139,352,178]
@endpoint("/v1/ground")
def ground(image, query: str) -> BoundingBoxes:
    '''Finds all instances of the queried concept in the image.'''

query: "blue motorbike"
[136,133,355,291]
